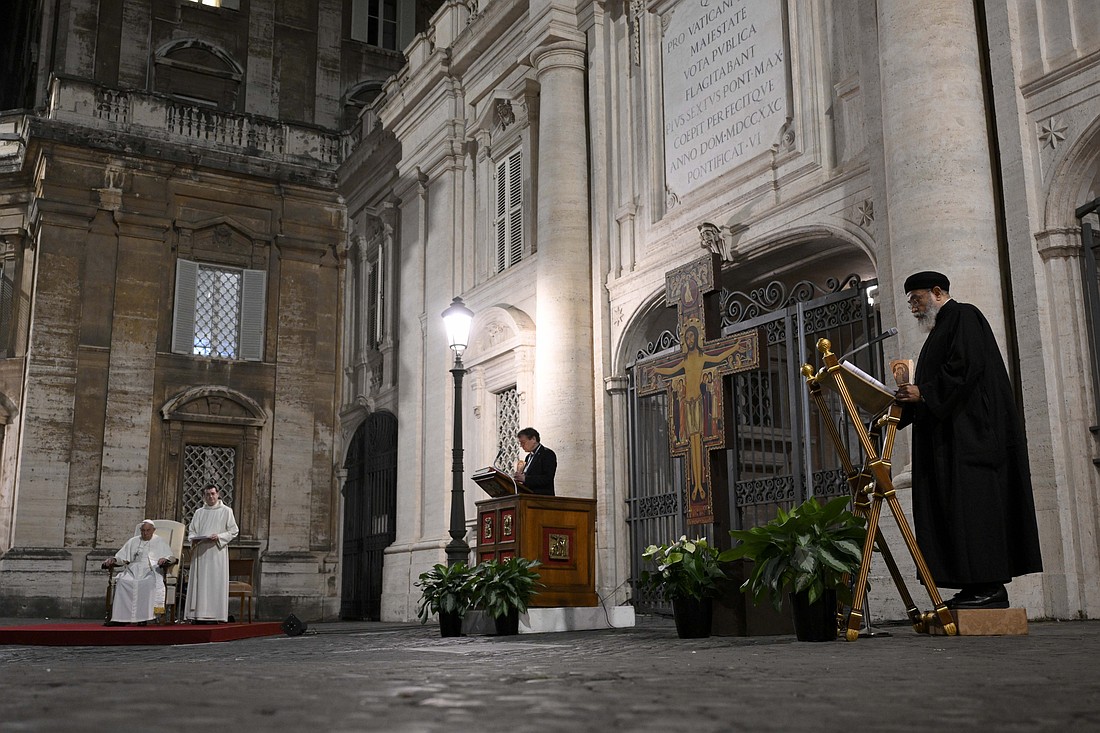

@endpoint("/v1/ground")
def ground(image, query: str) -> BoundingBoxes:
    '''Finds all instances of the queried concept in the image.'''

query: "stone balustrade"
[43,74,345,167]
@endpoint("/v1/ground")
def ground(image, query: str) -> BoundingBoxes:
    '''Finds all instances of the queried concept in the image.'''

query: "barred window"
[195,265,240,358]
[173,259,266,361]
[181,444,236,524]
[495,151,523,273]
[496,387,521,469]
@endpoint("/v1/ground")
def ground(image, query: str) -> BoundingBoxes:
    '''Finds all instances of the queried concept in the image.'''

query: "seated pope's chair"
[153,520,186,623]
[103,519,185,624]
[228,557,256,623]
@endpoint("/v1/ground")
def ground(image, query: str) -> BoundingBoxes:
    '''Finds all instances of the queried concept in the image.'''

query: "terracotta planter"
[438,610,463,637]
[789,589,837,642]
[672,597,713,639]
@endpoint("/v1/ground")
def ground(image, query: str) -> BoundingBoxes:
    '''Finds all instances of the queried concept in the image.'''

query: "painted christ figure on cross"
[636,254,761,525]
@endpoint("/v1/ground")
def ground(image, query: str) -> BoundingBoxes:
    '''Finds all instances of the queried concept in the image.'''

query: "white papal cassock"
[185,501,239,622]
[110,528,176,623]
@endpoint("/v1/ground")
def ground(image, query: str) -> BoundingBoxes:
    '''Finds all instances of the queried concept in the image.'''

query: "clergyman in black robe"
[894,271,1042,609]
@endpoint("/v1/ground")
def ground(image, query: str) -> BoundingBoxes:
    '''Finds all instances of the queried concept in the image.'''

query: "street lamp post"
[442,296,474,567]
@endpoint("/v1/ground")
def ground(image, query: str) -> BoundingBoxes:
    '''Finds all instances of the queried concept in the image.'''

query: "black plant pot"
[493,609,520,636]
[438,610,463,638]
[672,597,713,639]
[789,589,837,642]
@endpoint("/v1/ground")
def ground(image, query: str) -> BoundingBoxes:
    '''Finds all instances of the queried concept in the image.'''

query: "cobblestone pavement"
[1,616,1098,732]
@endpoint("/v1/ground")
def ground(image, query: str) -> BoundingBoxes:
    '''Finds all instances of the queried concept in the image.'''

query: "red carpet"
[0,621,286,646]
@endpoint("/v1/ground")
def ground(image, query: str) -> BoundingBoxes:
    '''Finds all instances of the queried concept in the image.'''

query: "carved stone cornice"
[1035,227,1082,261]
[161,385,267,427]
[531,41,587,75]
[604,375,629,395]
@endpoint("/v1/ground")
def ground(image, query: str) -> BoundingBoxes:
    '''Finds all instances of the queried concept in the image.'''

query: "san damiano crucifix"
[635,254,761,526]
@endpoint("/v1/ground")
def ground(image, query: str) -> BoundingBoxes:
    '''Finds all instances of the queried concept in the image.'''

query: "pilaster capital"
[604,375,629,394]
[531,40,587,76]
[1035,227,1082,262]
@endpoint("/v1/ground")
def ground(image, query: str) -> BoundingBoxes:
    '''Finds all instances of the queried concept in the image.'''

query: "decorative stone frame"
[468,78,540,284]
[157,386,266,537]
[174,215,271,271]
[463,306,536,468]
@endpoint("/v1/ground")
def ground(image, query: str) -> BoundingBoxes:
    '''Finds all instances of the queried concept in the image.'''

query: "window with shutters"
[365,249,382,349]
[350,0,399,51]
[0,261,13,356]
[495,151,523,273]
[172,259,266,361]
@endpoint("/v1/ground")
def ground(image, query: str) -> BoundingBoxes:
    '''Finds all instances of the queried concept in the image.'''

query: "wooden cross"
[636,254,761,525]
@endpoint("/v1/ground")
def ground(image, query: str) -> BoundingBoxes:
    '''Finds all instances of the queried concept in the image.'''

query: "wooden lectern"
[802,338,956,641]
[470,466,533,497]
[475,494,598,607]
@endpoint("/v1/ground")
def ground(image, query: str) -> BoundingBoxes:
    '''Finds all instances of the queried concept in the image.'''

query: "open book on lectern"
[818,360,896,415]
[471,466,534,497]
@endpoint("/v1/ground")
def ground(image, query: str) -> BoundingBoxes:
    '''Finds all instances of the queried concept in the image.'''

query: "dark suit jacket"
[522,445,557,496]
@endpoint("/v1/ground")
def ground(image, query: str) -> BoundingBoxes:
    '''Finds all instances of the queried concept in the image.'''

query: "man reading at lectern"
[513,427,556,496]
[894,271,1042,609]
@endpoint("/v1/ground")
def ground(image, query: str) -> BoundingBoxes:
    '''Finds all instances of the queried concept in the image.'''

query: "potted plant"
[641,536,727,638]
[474,556,542,636]
[415,562,478,637]
[719,495,867,642]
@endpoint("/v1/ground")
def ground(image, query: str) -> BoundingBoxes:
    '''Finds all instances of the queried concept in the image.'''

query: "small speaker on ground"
[282,614,307,637]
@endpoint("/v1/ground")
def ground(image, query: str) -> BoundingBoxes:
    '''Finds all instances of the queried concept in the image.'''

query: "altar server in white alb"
[185,484,239,623]
[103,519,176,625]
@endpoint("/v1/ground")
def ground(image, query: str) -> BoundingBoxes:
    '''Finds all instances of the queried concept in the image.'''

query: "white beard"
[914,301,942,333]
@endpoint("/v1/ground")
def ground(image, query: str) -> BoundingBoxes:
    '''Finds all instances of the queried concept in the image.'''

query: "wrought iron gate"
[1077,199,1100,433]
[627,275,882,613]
[340,411,398,620]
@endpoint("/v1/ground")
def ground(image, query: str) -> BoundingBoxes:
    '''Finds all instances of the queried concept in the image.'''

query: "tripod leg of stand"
[845,494,885,641]
[873,527,923,631]
[883,489,956,636]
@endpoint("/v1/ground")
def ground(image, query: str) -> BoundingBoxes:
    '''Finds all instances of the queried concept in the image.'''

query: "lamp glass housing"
[442,297,474,356]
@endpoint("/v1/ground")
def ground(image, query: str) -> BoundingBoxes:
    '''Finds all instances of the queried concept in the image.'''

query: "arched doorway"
[340,411,398,620]
[624,247,881,613]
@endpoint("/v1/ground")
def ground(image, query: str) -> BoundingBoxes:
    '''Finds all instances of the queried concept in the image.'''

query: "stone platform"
[930,607,1029,636]
[463,605,635,634]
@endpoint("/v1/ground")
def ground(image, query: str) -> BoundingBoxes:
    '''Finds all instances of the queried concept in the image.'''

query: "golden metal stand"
[802,338,956,641]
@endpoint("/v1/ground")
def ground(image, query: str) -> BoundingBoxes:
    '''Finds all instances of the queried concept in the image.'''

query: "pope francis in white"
[104,519,176,624]
[185,485,239,623]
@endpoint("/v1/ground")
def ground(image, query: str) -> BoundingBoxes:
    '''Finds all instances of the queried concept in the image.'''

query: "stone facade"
[347,0,1100,622]
[0,0,419,620]
[3,0,1100,624]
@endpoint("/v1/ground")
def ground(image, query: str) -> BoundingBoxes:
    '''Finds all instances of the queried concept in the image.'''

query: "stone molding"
[160,385,267,427]
[1035,227,1083,262]
[531,40,587,75]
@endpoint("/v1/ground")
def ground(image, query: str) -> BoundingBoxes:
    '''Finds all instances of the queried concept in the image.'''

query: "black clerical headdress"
[903,271,950,293]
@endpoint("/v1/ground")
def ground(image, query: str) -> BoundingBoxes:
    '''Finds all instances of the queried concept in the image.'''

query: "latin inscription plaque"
[662,0,787,197]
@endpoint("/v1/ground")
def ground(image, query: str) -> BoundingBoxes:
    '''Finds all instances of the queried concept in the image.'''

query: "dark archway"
[624,246,880,614]
[340,411,398,620]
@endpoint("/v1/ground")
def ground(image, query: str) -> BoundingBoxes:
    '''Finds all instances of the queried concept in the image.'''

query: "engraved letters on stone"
[661,0,788,197]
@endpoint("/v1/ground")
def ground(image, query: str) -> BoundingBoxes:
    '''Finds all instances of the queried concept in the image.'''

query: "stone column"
[531,41,595,497]
[877,0,1007,354]
[602,376,632,604]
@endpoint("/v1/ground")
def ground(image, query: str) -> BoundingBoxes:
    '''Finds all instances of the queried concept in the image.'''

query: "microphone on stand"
[837,327,898,362]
